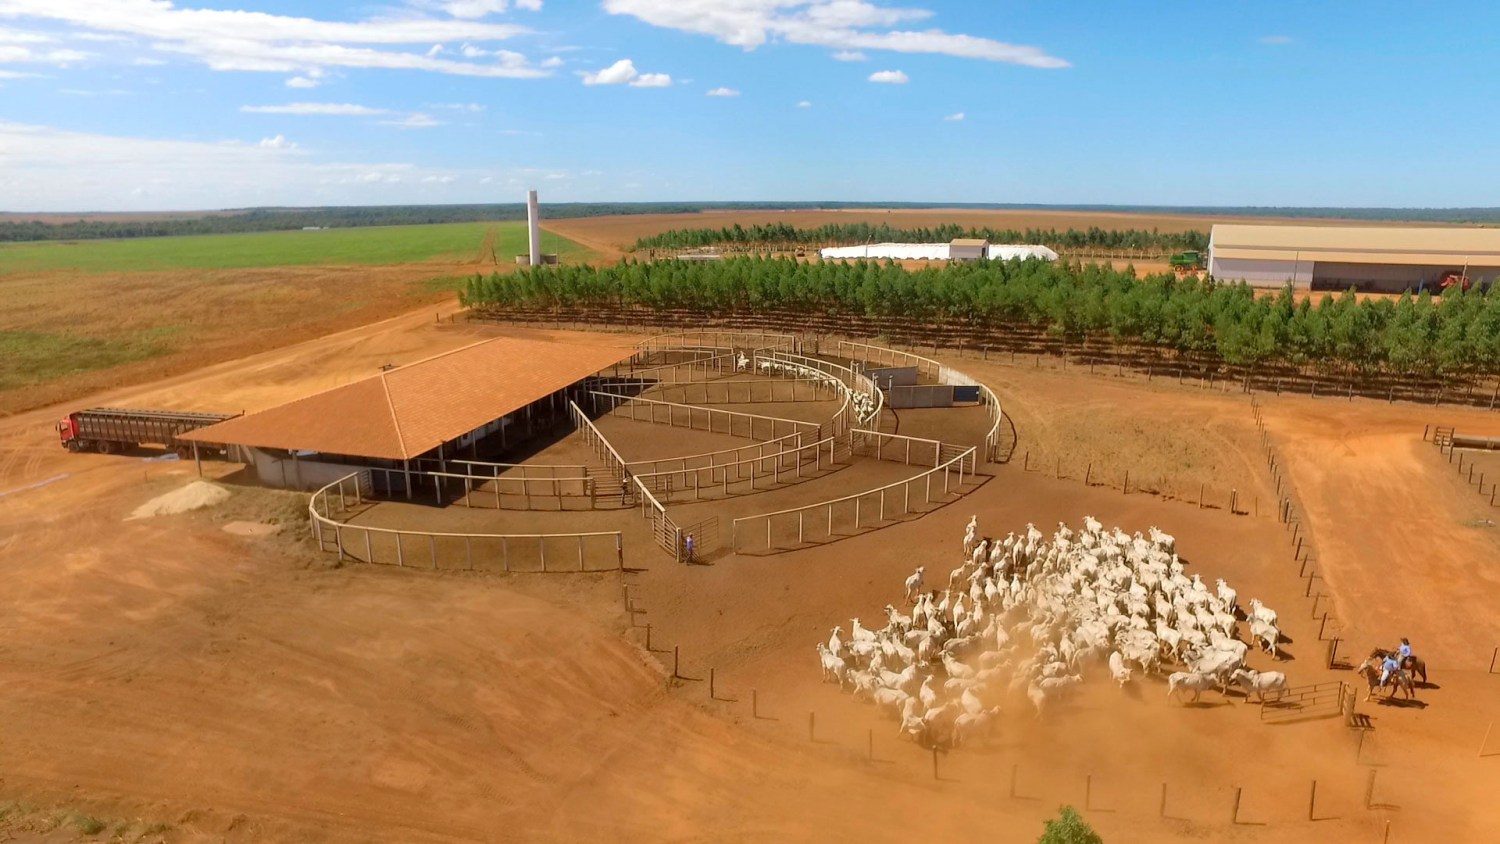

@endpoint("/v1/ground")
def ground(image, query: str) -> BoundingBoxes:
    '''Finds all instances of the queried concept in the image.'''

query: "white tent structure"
[818,242,1058,262]
[987,244,1059,261]
[819,242,949,261]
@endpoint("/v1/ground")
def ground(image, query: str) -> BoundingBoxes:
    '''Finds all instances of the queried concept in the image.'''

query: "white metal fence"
[588,390,820,442]
[837,339,1005,462]
[850,428,974,471]
[729,445,978,553]
[635,330,799,357]
[308,473,625,573]
[624,430,807,476]
[569,400,629,481]
[632,475,684,561]
[595,377,839,406]
[633,435,850,503]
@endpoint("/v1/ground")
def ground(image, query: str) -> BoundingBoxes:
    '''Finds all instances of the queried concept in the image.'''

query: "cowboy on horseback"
[1379,652,1402,688]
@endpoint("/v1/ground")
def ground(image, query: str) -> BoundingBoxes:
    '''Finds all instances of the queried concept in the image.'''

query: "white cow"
[1230,668,1288,703]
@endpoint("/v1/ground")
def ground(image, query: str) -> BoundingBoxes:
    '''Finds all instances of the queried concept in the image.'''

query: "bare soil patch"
[1,316,1497,841]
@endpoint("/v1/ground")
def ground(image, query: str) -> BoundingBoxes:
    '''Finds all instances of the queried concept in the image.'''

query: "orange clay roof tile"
[183,335,634,460]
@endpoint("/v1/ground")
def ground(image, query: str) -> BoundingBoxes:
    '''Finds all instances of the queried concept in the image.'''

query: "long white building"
[819,238,1059,263]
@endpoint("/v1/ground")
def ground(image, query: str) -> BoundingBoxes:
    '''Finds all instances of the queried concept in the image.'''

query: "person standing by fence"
[684,533,695,564]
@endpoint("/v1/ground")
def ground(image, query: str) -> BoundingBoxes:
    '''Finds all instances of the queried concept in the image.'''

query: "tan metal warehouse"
[1208,224,1500,292]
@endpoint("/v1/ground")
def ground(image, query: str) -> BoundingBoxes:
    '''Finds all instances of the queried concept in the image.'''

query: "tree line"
[632,223,1210,255]
[461,256,1500,377]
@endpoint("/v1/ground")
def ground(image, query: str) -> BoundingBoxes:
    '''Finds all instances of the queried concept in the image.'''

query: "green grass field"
[0,221,588,275]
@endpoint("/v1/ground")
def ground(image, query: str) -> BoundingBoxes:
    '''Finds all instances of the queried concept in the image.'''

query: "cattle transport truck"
[56,407,239,457]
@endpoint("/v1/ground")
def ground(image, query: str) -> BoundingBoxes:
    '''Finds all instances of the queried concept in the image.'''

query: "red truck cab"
[56,414,81,451]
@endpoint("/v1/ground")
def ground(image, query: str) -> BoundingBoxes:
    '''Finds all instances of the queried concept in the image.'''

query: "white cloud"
[285,75,319,88]
[579,57,671,87]
[58,87,132,96]
[831,49,865,61]
[706,86,739,97]
[867,69,907,84]
[632,72,671,87]
[257,133,296,149]
[943,111,963,121]
[241,102,389,116]
[1258,35,1293,45]
[0,1,551,78]
[0,44,89,65]
[0,26,53,43]
[601,0,1069,68]
[380,112,443,128]
[429,0,542,17]
[540,55,563,68]
[796,99,811,108]
[429,101,485,112]
[0,120,549,210]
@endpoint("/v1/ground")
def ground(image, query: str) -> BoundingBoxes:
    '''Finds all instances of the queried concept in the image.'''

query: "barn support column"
[192,441,202,478]
[403,459,413,500]
[292,451,303,491]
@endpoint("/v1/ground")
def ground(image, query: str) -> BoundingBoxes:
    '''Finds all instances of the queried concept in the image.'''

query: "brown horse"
[1373,648,1429,684]
[1357,657,1416,702]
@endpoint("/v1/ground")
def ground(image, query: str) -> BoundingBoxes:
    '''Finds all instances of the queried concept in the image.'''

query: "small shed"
[949,238,990,261]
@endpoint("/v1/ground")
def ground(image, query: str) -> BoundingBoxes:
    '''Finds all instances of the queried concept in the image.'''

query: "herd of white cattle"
[815,516,1290,749]
[743,355,880,422]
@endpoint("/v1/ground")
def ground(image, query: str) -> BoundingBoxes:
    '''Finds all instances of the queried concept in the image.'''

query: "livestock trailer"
[57,407,239,456]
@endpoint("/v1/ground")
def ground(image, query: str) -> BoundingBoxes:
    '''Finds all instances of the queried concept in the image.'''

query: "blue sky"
[1,0,1496,211]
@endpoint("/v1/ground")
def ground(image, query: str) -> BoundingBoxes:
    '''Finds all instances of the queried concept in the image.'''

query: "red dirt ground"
[2,311,1498,841]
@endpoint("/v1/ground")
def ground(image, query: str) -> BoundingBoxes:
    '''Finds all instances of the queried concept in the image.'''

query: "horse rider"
[1397,638,1413,661]
[1380,651,1402,687]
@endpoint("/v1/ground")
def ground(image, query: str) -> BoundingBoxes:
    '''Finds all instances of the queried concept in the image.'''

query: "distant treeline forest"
[5,202,1500,243]
[461,256,1500,376]
[632,223,1210,255]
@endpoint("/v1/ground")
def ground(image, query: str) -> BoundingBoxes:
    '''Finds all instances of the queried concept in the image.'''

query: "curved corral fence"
[308,472,625,573]
[635,330,800,359]
[729,443,978,554]
[836,339,1005,463]
[595,377,840,406]
[587,390,820,442]
[633,435,850,504]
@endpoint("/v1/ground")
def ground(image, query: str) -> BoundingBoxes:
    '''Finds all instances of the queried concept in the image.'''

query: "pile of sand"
[129,481,231,520]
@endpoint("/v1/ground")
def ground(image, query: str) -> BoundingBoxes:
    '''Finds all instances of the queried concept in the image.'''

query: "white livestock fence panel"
[594,377,839,406]
[729,446,978,554]
[588,390,820,442]
[633,435,850,503]
[837,339,1005,463]
[308,473,625,573]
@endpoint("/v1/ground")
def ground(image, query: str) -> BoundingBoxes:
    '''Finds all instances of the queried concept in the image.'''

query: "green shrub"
[1039,805,1103,844]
